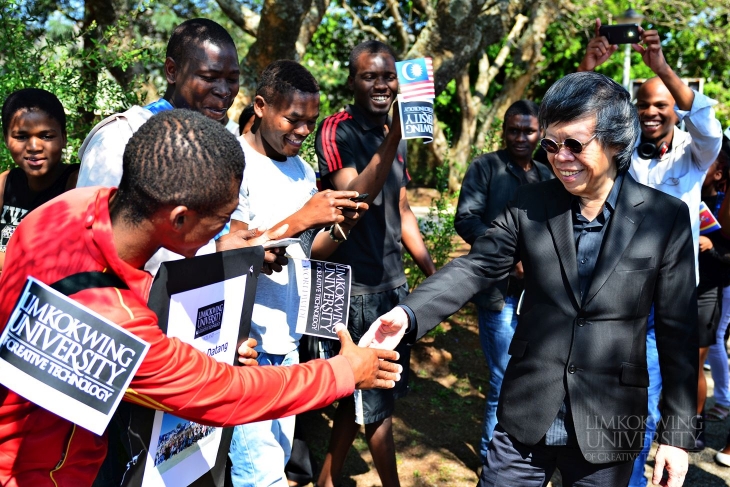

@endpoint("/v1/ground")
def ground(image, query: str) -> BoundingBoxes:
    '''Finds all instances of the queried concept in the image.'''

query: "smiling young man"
[76,18,241,189]
[578,20,723,486]
[314,40,436,487]
[454,100,553,461]
[0,109,401,487]
[74,18,280,275]
[226,60,368,487]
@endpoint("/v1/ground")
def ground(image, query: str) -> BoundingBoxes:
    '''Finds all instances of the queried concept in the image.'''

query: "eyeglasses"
[540,134,597,155]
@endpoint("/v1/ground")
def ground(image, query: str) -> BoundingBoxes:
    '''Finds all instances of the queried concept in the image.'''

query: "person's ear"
[169,206,190,231]
[347,75,354,92]
[253,95,267,119]
[164,57,177,85]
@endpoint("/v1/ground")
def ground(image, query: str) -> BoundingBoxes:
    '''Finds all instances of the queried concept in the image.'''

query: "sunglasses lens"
[540,138,559,154]
[563,138,584,154]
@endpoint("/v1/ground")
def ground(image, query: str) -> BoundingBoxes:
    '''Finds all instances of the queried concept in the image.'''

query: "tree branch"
[385,0,409,56]
[485,13,529,85]
[215,0,260,37]
[296,0,331,59]
[341,0,387,42]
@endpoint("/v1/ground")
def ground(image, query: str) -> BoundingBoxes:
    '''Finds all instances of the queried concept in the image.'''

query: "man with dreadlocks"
[226,59,368,487]
[0,110,402,487]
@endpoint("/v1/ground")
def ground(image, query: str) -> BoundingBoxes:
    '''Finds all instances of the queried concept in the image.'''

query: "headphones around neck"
[637,140,669,160]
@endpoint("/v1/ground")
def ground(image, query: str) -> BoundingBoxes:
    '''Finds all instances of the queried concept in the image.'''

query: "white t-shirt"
[629,91,723,284]
[232,137,318,355]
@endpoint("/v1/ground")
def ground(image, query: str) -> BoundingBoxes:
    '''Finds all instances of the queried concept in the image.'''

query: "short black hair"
[2,88,66,137]
[166,18,236,68]
[117,109,244,223]
[348,40,397,77]
[256,60,319,108]
[539,72,639,174]
[238,102,255,135]
[503,100,539,126]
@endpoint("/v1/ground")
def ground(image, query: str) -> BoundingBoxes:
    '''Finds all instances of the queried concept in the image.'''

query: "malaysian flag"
[395,57,434,101]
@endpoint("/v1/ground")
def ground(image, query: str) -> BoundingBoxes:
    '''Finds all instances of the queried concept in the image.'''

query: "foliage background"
[1,0,728,178]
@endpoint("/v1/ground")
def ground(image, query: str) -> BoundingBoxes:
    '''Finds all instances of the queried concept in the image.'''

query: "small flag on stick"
[395,58,435,101]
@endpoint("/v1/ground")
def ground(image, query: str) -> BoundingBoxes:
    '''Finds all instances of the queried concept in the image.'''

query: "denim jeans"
[477,295,519,462]
[229,349,299,487]
[709,286,730,408]
[629,309,661,487]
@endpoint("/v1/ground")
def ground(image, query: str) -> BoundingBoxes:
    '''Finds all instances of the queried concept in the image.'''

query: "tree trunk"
[407,0,537,190]
[296,0,332,59]
[478,0,558,151]
[240,0,315,97]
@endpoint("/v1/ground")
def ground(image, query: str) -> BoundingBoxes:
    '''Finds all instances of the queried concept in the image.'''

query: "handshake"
[236,313,409,390]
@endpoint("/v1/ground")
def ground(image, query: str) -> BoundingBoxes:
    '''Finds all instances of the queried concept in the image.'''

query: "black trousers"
[478,425,634,487]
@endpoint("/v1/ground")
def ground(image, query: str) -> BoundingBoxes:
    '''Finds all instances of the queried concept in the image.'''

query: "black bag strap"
[50,271,129,296]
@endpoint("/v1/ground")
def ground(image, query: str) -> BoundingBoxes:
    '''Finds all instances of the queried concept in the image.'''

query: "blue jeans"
[629,310,661,487]
[478,295,519,462]
[229,350,299,487]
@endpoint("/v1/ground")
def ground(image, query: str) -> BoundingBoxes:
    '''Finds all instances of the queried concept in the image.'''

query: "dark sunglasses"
[540,134,597,154]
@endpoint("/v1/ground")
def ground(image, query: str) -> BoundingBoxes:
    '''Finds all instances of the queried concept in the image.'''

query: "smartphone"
[598,24,640,45]
[350,193,369,202]
[263,238,301,249]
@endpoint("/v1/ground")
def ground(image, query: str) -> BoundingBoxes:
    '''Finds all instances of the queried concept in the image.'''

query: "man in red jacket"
[0,109,401,487]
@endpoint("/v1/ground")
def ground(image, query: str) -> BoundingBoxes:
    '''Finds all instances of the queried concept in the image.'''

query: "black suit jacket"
[403,174,698,462]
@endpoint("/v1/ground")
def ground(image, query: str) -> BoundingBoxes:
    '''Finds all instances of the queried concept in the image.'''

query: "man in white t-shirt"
[227,60,367,487]
[76,18,282,274]
[77,18,241,189]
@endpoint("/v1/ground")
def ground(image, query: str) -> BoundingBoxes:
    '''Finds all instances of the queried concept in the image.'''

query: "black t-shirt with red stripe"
[315,104,410,295]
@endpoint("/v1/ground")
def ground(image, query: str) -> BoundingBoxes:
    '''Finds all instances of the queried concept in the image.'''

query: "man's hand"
[336,324,402,390]
[513,261,525,279]
[358,307,409,350]
[699,235,714,252]
[633,27,670,76]
[237,338,259,366]
[653,444,688,486]
[385,100,401,139]
[338,200,369,235]
[216,224,290,274]
[296,190,364,230]
[577,19,618,72]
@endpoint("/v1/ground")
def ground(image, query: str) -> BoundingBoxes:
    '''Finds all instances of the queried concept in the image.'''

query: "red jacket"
[0,187,355,487]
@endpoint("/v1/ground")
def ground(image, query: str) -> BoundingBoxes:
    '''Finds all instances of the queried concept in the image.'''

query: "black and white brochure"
[0,276,149,435]
[296,259,352,340]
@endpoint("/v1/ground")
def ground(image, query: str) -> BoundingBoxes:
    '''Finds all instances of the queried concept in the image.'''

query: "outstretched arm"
[577,19,618,72]
[632,27,694,110]
[318,105,403,205]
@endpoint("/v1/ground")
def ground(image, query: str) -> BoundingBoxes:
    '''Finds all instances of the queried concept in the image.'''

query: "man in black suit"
[360,72,698,487]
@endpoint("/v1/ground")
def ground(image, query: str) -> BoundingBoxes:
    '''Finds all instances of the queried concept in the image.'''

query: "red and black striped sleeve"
[315,111,355,179]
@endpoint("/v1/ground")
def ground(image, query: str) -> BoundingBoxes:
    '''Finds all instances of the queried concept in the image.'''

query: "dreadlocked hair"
[256,60,319,109]
[166,18,236,68]
[116,109,244,224]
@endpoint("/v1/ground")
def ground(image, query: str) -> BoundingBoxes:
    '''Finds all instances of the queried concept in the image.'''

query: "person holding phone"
[226,60,369,487]
[579,18,723,487]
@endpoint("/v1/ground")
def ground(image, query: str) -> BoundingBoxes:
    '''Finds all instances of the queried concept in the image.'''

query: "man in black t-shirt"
[315,40,435,487]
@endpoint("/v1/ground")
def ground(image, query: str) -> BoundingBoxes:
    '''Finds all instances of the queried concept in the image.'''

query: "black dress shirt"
[544,172,625,446]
